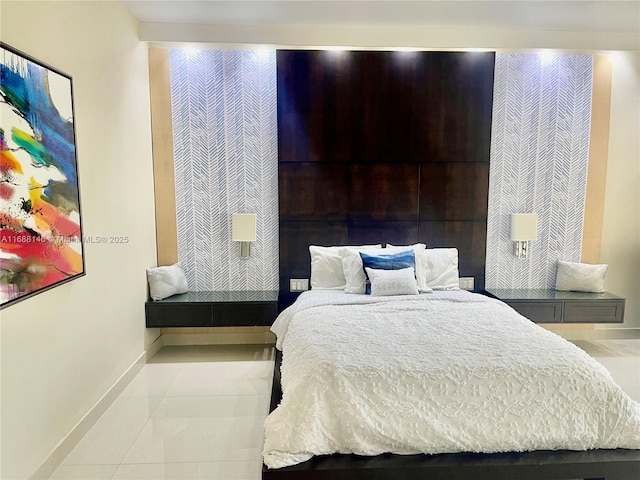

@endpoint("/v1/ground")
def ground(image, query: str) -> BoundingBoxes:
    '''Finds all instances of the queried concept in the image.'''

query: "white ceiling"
[122,0,640,33]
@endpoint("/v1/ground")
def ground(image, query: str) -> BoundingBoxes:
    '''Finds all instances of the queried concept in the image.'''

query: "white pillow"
[385,243,427,250]
[309,246,347,290]
[365,267,419,296]
[555,261,608,293]
[146,263,188,301]
[341,246,386,294]
[310,245,381,290]
[415,248,460,290]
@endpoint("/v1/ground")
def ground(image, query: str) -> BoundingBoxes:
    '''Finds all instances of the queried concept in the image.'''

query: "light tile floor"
[572,338,640,402]
[49,339,639,480]
[50,345,274,480]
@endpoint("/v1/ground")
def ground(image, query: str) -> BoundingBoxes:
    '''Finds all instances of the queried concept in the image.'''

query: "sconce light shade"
[511,213,538,259]
[232,214,256,259]
[232,214,256,242]
[510,213,538,241]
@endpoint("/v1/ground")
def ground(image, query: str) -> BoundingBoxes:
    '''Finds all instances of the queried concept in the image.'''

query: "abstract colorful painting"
[0,43,84,308]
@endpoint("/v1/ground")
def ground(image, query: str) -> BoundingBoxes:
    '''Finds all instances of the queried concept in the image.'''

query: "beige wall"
[0,2,158,478]
[600,51,640,330]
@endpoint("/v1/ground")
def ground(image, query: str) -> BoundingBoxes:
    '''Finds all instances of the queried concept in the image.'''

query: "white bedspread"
[263,290,640,469]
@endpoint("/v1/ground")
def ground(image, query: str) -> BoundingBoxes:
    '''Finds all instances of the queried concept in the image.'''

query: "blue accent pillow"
[359,250,416,294]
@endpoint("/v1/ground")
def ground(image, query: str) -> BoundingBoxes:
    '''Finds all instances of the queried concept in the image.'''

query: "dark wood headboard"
[277,50,496,309]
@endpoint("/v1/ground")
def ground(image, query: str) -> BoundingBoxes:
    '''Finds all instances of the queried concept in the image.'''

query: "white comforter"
[263,290,640,469]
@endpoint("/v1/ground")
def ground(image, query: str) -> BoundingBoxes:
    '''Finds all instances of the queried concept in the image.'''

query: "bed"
[262,247,640,479]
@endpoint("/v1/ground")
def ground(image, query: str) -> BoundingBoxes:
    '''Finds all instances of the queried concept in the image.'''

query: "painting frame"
[0,42,85,309]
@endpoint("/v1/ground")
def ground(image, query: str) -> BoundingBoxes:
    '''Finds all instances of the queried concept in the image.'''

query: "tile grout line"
[108,361,177,480]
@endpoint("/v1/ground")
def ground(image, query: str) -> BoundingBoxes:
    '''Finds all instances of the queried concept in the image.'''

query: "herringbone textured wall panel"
[486,54,593,289]
[170,50,278,291]
[169,50,592,292]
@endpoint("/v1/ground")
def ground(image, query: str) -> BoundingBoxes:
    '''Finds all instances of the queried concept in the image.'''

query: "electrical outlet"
[459,277,475,291]
[289,279,309,292]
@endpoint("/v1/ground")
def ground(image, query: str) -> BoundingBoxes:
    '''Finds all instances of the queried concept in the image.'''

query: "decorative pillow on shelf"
[310,244,381,290]
[341,246,387,294]
[555,260,608,293]
[365,267,419,296]
[415,248,460,291]
[146,263,188,301]
[360,249,416,294]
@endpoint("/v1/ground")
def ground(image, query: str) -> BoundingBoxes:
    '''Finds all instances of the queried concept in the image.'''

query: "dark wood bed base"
[263,349,640,480]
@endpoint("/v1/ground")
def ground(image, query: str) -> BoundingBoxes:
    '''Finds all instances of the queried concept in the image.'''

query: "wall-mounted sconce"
[232,213,256,259]
[510,213,538,259]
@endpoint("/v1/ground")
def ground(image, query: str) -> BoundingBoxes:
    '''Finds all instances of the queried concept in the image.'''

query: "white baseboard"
[29,350,148,480]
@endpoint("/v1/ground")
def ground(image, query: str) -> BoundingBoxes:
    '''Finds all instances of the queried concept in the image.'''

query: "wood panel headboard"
[277,50,496,309]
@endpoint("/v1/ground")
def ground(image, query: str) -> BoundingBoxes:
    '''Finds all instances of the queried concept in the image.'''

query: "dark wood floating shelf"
[263,351,640,480]
[485,289,625,324]
[145,290,278,328]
